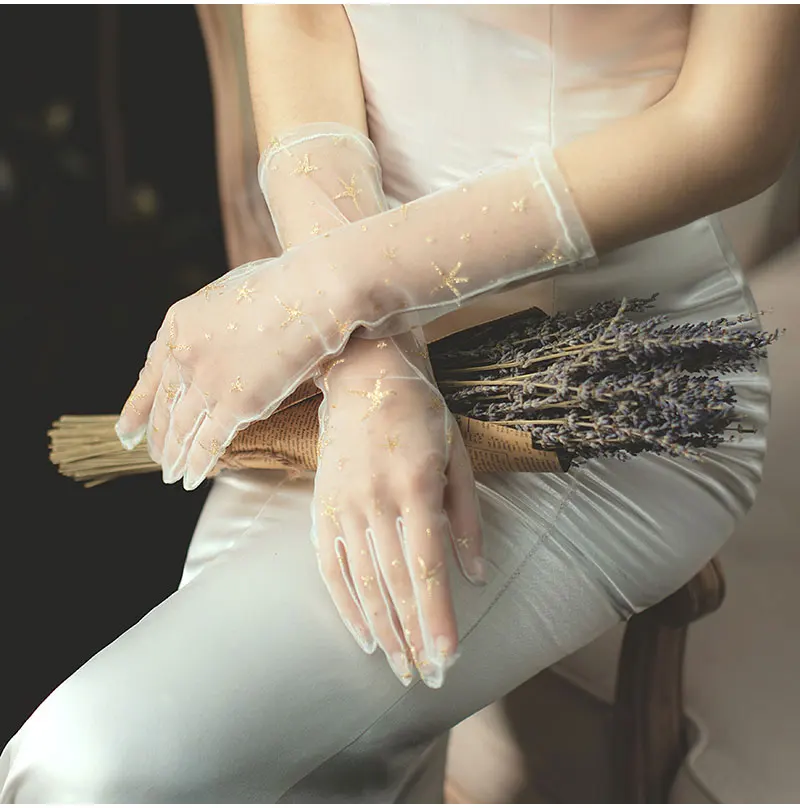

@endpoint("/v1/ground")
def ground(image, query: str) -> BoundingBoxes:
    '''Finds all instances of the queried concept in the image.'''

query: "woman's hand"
[115,254,364,491]
[311,330,484,688]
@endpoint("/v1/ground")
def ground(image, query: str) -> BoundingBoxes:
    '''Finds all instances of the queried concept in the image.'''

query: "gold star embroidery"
[383,247,397,261]
[432,261,469,299]
[310,223,321,236]
[163,382,179,403]
[348,372,397,421]
[275,296,305,328]
[418,556,443,596]
[256,324,264,332]
[230,376,244,393]
[200,438,221,455]
[291,154,319,176]
[375,341,388,349]
[227,322,238,331]
[456,536,472,549]
[412,342,430,360]
[236,282,255,303]
[511,197,528,213]
[428,394,444,412]
[321,496,340,529]
[197,280,225,300]
[122,392,147,415]
[204,332,212,341]
[166,314,190,354]
[386,435,400,452]
[329,309,353,338]
[333,175,362,213]
[320,357,346,392]
[360,574,375,589]
[460,232,471,242]
[391,559,402,568]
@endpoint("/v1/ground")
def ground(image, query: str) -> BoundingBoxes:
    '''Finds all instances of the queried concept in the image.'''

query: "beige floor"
[445,671,615,804]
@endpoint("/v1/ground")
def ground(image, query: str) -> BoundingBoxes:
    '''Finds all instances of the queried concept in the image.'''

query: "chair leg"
[612,611,689,802]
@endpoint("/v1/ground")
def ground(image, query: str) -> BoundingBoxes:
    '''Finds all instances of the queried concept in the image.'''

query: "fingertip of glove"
[115,422,146,451]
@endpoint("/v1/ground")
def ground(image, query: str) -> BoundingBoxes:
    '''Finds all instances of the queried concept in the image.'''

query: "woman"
[2,5,798,802]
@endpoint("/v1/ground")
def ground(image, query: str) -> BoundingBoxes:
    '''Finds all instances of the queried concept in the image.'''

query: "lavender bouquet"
[49,294,780,485]
[430,294,779,465]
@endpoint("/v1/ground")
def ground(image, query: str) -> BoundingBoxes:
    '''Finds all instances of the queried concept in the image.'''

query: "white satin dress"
[0,6,771,803]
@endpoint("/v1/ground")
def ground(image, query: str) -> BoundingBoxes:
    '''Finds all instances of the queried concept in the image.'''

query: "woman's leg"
[0,424,759,804]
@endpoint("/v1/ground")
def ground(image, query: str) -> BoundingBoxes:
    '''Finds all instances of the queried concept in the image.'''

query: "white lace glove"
[265,123,485,687]
[312,331,484,688]
[115,123,595,490]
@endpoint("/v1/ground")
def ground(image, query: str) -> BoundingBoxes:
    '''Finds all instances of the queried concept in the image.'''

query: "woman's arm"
[558,4,800,253]
[245,4,800,257]
[242,5,367,151]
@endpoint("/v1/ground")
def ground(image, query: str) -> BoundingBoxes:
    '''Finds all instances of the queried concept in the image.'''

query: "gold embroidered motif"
[328,309,353,338]
[122,392,147,415]
[418,556,443,596]
[166,313,190,354]
[230,376,244,393]
[198,280,225,300]
[386,435,400,452]
[334,175,363,213]
[236,282,255,303]
[511,197,528,213]
[321,496,341,529]
[291,154,319,176]
[275,296,306,328]
[348,372,397,421]
[432,261,469,299]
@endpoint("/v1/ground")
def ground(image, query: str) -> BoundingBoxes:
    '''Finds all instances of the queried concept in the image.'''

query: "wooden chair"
[195,6,726,802]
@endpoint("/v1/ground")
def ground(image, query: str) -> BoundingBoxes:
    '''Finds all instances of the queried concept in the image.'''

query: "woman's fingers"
[182,407,241,491]
[313,510,377,656]
[443,416,486,585]
[116,324,171,449]
[363,517,419,686]
[339,513,412,685]
[146,356,184,468]
[398,505,459,689]
[161,385,209,484]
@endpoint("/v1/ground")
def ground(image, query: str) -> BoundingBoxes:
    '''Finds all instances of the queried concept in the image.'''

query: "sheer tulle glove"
[311,330,484,688]
[263,123,484,687]
[114,126,386,489]
[115,123,595,489]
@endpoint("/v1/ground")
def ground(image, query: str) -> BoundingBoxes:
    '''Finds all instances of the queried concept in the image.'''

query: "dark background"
[1,6,226,746]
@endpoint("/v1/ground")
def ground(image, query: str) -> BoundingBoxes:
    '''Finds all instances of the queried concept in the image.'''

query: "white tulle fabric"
[114,124,596,495]
[312,331,484,687]
[263,124,485,688]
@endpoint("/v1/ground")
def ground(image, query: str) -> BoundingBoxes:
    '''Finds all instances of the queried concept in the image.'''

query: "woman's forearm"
[557,4,800,255]
[242,5,368,152]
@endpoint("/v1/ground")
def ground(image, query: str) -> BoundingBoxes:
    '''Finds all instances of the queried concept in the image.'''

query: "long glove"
[115,123,595,490]
[262,123,485,687]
